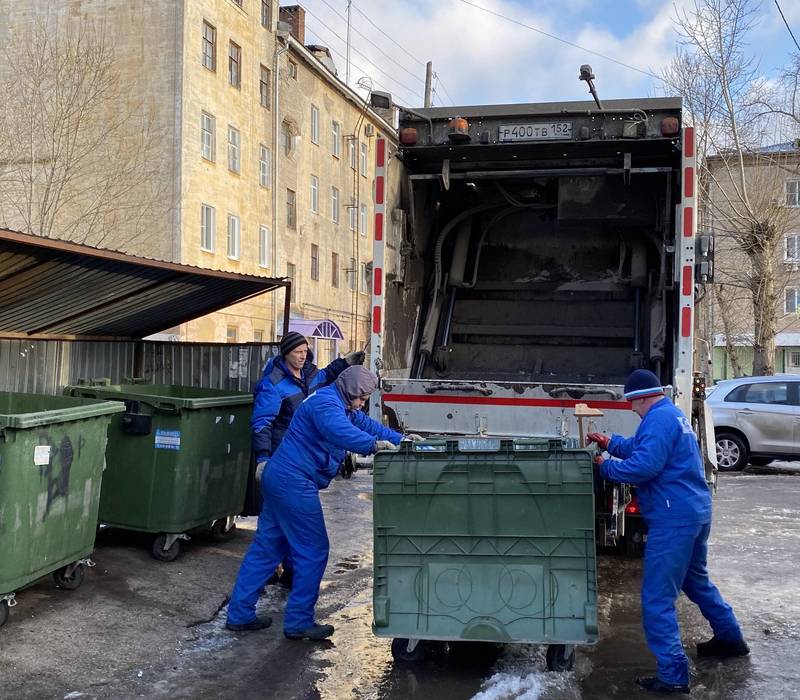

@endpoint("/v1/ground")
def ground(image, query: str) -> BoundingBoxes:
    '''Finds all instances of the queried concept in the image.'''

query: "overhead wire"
[350,0,427,69]
[773,0,800,52]
[434,74,457,106]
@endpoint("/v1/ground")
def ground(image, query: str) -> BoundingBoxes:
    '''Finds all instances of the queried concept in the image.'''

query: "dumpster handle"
[155,402,180,415]
[425,383,493,396]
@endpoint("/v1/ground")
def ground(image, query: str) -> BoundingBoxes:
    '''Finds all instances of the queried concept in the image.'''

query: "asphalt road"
[1,469,798,700]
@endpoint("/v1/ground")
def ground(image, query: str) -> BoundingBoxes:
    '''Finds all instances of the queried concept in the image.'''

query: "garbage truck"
[366,85,716,557]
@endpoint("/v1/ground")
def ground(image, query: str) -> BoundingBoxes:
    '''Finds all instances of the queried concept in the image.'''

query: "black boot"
[226,615,272,632]
[284,623,335,640]
[697,636,750,658]
[277,567,294,589]
[635,676,690,694]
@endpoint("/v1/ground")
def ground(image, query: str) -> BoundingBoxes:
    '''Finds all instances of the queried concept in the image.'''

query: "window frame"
[360,141,368,176]
[259,65,271,109]
[310,243,320,281]
[348,138,357,170]
[286,188,297,230]
[228,41,242,89]
[227,125,241,174]
[347,256,356,291]
[200,203,215,252]
[359,203,367,236]
[331,121,341,158]
[200,111,215,161]
[259,144,271,188]
[259,224,271,268]
[785,286,799,315]
[261,0,272,28]
[310,104,320,145]
[201,21,216,71]
[287,58,298,80]
[286,262,296,302]
[310,174,319,214]
[786,233,800,262]
[787,180,800,208]
[280,120,293,157]
[331,251,339,288]
[348,196,357,231]
[359,261,372,295]
[226,326,239,343]
[330,186,340,224]
[227,214,241,260]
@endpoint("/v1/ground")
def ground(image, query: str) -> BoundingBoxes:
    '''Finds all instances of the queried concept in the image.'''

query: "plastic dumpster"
[0,391,125,627]
[64,380,253,562]
[372,436,597,671]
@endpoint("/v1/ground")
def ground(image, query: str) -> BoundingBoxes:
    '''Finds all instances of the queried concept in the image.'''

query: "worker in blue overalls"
[227,366,402,640]
[589,369,748,695]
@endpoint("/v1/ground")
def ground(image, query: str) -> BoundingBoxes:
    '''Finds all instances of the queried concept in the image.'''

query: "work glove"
[586,432,610,451]
[345,350,366,366]
[404,433,425,442]
[593,454,605,470]
[255,460,268,482]
[374,439,397,453]
[339,455,355,480]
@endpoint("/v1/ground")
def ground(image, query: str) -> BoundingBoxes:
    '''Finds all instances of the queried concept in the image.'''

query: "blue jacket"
[268,383,402,490]
[250,352,348,458]
[601,397,711,526]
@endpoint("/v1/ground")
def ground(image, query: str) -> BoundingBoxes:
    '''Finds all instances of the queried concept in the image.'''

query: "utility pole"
[346,0,352,86]
[424,61,433,107]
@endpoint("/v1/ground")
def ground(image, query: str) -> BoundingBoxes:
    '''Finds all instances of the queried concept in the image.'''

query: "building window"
[261,0,272,28]
[259,225,271,267]
[280,120,293,156]
[348,197,357,231]
[360,142,368,176]
[200,112,215,161]
[260,65,271,108]
[286,262,296,301]
[330,186,340,224]
[331,121,341,158]
[287,58,298,80]
[201,204,215,252]
[311,243,320,281]
[228,41,241,89]
[286,189,296,229]
[360,261,372,294]
[359,203,367,236]
[227,125,240,173]
[786,234,800,262]
[227,326,238,343]
[201,21,216,71]
[348,138,357,170]
[786,287,800,315]
[310,104,319,144]
[259,145,271,188]
[787,180,800,208]
[789,350,800,369]
[310,175,319,214]
[331,251,339,288]
[254,329,264,343]
[347,257,356,290]
[227,214,240,260]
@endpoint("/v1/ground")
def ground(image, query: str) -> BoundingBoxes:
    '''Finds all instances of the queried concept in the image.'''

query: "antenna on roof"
[579,65,603,110]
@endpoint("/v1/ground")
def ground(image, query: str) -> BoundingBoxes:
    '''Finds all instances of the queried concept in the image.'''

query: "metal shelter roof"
[0,229,289,340]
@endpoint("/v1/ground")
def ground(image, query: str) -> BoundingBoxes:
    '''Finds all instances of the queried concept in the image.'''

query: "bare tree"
[663,0,800,375]
[0,15,169,253]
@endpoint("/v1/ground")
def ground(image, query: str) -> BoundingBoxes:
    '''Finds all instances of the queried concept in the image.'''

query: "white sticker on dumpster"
[34,445,51,465]
[155,429,181,451]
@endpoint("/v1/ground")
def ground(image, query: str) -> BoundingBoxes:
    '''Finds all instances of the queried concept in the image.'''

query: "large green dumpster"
[0,391,125,627]
[372,437,597,671]
[64,381,253,562]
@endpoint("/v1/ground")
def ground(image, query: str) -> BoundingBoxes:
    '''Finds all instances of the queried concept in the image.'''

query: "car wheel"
[716,433,748,471]
[748,457,774,467]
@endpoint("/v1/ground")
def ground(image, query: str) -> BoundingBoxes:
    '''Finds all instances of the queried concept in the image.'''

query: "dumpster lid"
[0,392,125,430]
[0,228,289,340]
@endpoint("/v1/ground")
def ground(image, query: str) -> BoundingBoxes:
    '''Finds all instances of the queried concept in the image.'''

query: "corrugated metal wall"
[0,339,279,395]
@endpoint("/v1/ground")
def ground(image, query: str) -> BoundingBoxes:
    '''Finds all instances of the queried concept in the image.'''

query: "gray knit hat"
[335,365,378,400]
[280,331,308,356]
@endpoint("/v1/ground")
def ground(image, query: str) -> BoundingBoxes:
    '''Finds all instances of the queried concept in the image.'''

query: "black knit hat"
[623,369,664,401]
[280,331,308,356]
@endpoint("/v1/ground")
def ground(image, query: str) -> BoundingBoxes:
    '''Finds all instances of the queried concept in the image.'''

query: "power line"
[774,0,800,52]
[307,0,426,85]
[303,6,426,99]
[454,0,661,81]
[351,0,427,69]
[434,73,456,106]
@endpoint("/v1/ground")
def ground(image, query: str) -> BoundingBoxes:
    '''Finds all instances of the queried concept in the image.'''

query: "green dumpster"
[64,381,253,562]
[0,391,125,627]
[372,436,597,671]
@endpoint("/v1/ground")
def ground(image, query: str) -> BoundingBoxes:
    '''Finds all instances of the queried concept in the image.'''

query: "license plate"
[498,122,572,142]
[458,438,501,452]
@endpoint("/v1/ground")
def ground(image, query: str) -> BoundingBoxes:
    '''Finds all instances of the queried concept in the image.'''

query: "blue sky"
[298,0,800,108]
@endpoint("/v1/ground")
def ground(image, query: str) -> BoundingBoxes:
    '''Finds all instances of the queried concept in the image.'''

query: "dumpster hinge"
[2,592,17,607]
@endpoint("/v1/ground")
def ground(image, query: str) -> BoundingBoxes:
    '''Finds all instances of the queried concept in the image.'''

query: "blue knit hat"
[623,369,664,401]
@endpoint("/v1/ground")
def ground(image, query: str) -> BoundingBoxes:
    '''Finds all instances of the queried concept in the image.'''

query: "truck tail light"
[399,128,418,146]
[448,117,470,144]
[625,495,640,514]
[661,117,680,136]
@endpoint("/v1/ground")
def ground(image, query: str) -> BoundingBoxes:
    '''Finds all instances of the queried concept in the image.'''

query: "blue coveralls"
[600,397,743,686]
[228,383,402,633]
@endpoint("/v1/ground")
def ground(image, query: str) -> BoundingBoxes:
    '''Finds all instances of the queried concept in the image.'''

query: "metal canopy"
[288,318,344,340]
[0,229,289,340]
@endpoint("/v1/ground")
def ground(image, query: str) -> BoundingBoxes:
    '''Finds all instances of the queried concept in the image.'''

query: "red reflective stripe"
[374,267,382,295]
[372,306,381,333]
[682,265,693,296]
[684,166,694,198]
[376,176,384,205]
[382,393,631,410]
[681,307,692,337]
[683,205,694,237]
[376,139,386,168]
[684,127,695,158]
[374,211,383,241]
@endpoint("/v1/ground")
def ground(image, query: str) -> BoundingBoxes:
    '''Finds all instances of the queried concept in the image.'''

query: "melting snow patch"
[473,672,544,700]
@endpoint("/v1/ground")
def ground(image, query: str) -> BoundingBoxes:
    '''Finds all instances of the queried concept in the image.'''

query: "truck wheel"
[53,563,84,590]
[0,600,8,627]
[152,534,181,562]
[391,637,426,663]
[211,519,237,542]
[716,433,748,471]
[546,644,575,672]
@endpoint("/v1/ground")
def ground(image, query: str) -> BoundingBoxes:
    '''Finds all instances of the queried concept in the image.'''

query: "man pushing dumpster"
[588,369,748,695]
[227,366,402,640]
[250,332,364,587]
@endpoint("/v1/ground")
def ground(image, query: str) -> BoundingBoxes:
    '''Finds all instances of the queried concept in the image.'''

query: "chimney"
[279,5,306,44]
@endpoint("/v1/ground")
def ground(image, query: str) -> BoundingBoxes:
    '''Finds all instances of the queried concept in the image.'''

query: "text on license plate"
[498,122,573,142]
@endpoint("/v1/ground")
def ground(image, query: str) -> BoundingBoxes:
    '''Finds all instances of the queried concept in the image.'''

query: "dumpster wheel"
[211,518,237,542]
[0,600,8,628]
[546,644,575,672]
[53,563,85,590]
[391,637,426,663]
[152,534,182,562]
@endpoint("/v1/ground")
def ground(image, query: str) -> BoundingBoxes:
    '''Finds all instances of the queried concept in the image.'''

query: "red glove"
[587,432,610,451]
[593,454,605,469]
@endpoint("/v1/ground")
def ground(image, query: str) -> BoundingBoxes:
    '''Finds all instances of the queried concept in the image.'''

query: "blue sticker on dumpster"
[155,429,181,450]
